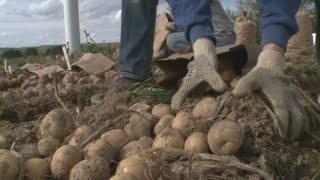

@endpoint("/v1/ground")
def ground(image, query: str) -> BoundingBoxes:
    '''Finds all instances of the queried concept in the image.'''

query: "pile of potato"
[0,96,245,180]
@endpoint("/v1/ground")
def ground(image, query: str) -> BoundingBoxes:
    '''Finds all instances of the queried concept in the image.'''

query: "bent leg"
[166,32,192,54]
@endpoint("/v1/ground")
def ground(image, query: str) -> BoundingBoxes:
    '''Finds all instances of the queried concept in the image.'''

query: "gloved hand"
[171,39,227,111]
[233,50,308,139]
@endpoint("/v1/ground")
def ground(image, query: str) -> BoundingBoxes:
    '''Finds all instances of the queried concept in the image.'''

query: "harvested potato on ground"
[119,137,153,160]
[24,158,50,180]
[184,132,209,153]
[0,149,20,180]
[40,108,75,140]
[21,82,31,90]
[50,145,82,179]
[63,73,74,85]
[152,104,174,119]
[172,112,195,138]
[38,136,61,157]
[110,173,138,180]
[221,68,236,82]
[101,129,128,151]
[124,114,152,141]
[93,77,103,84]
[16,143,40,160]
[69,157,110,180]
[84,139,114,163]
[0,134,13,149]
[129,102,151,113]
[154,115,175,136]
[116,155,153,180]
[207,121,245,155]
[69,126,94,146]
[192,97,219,119]
[153,129,185,149]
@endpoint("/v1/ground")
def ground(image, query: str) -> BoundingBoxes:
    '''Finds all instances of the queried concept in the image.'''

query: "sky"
[0,0,236,48]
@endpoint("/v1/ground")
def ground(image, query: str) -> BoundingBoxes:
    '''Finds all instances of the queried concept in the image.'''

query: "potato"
[77,77,88,85]
[24,158,50,180]
[110,173,138,180]
[38,75,48,84]
[30,80,38,86]
[184,132,209,153]
[40,108,75,140]
[172,112,195,138]
[23,88,35,98]
[36,83,45,89]
[65,83,74,91]
[84,139,114,163]
[152,104,174,119]
[69,126,94,146]
[119,137,153,160]
[129,102,151,113]
[192,97,219,119]
[93,77,103,84]
[38,136,61,157]
[17,74,27,82]
[0,149,20,180]
[221,68,236,82]
[15,143,40,160]
[154,115,175,136]
[50,145,82,179]
[101,129,128,151]
[124,113,152,141]
[207,121,245,155]
[39,89,49,96]
[69,157,110,180]
[21,82,31,90]
[153,128,185,149]
[0,134,13,149]
[116,155,153,180]
[63,73,74,85]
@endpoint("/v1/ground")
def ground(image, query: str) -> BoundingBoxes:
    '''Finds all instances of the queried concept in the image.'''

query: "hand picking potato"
[0,149,20,180]
[24,158,50,180]
[184,132,209,153]
[101,129,129,151]
[84,139,114,164]
[207,121,245,155]
[172,112,195,138]
[50,145,82,179]
[69,157,110,180]
[153,115,175,136]
[40,109,75,140]
[152,104,174,119]
[69,126,94,146]
[192,97,219,119]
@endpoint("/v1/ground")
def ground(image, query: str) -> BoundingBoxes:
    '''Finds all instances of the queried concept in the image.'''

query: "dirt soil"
[0,55,319,179]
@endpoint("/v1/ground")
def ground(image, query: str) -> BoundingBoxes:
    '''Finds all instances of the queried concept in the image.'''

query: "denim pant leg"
[119,0,158,80]
[166,0,215,44]
[167,32,191,54]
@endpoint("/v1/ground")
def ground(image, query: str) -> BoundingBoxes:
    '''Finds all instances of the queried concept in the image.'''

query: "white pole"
[63,0,81,54]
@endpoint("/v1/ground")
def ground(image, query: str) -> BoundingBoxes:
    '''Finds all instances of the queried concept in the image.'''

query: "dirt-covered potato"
[172,112,195,138]
[124,113,152,141]
[65,83,74,91]
[38,136,61,157]
[24,158,50,180]
[192,97,219,119]
[0,134,13,149]
[221,69,236,82]
[69,126,94,146]
[84,139,114,164]
[63,73,74,85]
[101,129,128,151]
[40,108,75,140]
[184,132,209,153]
[129,102,151,113]
[21,82,31,90]
[50,145,82,179]
[15,143,40,160]
[207,121,245,155]
[119,137,153,160]
[0,149,20,180]
[152,104,174,119]
[69,157,110,180]
[110,173,138,180]
[154,115,175,136]
[93,77,103,85]
[116,155,153,180]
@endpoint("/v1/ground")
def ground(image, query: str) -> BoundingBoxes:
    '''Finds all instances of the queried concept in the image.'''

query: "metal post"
[63,0,81,54]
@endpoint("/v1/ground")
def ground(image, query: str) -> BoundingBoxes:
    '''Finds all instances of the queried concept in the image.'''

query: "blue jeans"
[167,32,236,54]
[119,0,300,80]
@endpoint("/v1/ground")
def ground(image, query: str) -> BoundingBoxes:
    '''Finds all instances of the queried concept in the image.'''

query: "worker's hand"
[171,39,227,111]
[233,50,308,139]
